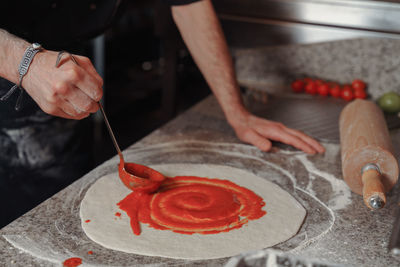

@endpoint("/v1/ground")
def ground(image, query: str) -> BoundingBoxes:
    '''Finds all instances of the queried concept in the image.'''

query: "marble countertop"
[1,95,400,266]
[233,38,400,100]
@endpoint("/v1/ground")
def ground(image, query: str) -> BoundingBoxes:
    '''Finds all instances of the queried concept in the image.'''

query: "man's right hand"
[22,50,103,119]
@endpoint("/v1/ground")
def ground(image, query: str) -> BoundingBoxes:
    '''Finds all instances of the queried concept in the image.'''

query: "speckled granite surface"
[1,95,400,266]
[234,38,400,100]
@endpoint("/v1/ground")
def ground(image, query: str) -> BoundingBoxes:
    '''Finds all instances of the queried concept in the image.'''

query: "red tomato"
[291,80,305,93]
[352,79,366,91]
[305,82,318,95]
[341,86,354,101]
[327,82,339,88]
[342,85,353,91]
[317,84,330,96]
[314,79,324,86]
[303,77,313,83]
[329,85,341,98]
[354,90,367,99]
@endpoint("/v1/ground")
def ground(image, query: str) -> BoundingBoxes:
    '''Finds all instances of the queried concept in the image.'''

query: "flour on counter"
[295,153,351,211]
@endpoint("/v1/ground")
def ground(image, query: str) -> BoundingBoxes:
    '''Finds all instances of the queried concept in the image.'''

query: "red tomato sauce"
[63,257,82,267]
[118,161,164,193]
[118,176,266,235]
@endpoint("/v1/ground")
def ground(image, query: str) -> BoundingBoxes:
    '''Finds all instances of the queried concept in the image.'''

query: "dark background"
[93,1,210,166]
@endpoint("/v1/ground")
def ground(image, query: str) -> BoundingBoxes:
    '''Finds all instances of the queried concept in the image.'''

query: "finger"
[57,53,103,89]
[68,67,103,102]
[241,129,273,152]
[257,127,317,154]
[56,108,89,120]
[58,97,91,119]
[40,103,88,120]
[76,71,103,102]
[62,85,99,114]
[285,127,325,154]
[73,55,104,88]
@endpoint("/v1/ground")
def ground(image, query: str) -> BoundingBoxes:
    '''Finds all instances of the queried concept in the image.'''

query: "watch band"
[0,43,43,110]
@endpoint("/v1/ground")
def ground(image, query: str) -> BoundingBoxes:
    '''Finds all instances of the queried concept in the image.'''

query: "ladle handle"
[98,103,124,161]
[54,51,124,162]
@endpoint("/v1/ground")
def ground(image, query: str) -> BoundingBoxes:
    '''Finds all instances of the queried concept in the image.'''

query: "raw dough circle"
[80,164,306,259]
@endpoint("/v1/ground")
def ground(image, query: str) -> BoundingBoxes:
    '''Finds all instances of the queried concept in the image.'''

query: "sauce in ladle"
[118,158,165,193]
[98,103,165,192]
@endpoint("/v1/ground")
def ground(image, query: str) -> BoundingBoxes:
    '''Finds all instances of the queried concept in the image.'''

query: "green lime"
[378,91,400,113]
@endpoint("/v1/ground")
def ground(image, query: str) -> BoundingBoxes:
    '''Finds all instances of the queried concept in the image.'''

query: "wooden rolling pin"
[339,99,399,210]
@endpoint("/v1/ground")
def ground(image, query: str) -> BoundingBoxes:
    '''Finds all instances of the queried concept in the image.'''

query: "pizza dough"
[80,164,306,260]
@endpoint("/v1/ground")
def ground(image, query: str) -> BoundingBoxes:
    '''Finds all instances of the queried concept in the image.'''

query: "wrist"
[225,104,251,127]
[0,38,30,84]
[213,87,251,127]
[0,42,43,110]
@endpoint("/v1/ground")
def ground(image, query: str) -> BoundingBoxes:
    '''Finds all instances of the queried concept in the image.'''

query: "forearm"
[171,1,325,154]
[171,0,249,122]
[0,29,30,84]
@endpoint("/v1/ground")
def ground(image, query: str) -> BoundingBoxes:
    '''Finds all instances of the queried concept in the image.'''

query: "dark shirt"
[0,0,201,228]
[0,0,201,47]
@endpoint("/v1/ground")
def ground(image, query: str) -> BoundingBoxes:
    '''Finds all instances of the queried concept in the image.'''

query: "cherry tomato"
[291,80,305,93]
[352,79,366,92]
[354,90,367,99]
[342,85,352,91]
[327,82,339,88]
[314,80,324,86]
[303,77,313,83]
[317,83,330,96]
[305,81,318,95]
[329,85,341,98]
[341,86,354,101]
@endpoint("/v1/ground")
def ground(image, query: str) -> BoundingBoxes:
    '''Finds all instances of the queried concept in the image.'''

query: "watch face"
[32,43,42,49]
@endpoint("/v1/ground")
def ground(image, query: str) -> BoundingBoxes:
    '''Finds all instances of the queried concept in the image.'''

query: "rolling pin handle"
[361,164,386,210]
[361,163,381,175]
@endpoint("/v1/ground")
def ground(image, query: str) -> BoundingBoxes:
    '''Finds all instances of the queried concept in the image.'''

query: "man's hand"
[171,1,325,154]
[22,50,103,119]
[0,29,102,120]
[228,111,325,154]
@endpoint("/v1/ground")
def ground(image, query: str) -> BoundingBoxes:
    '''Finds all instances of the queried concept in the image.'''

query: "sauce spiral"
[118,176,266,235]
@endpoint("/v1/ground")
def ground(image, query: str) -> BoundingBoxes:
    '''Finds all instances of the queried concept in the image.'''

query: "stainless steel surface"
[216,0,400,32]
[215,0,400,47]
[219,15,400,47]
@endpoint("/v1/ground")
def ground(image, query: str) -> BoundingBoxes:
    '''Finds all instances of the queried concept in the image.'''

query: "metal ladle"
[56,52,165,192]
